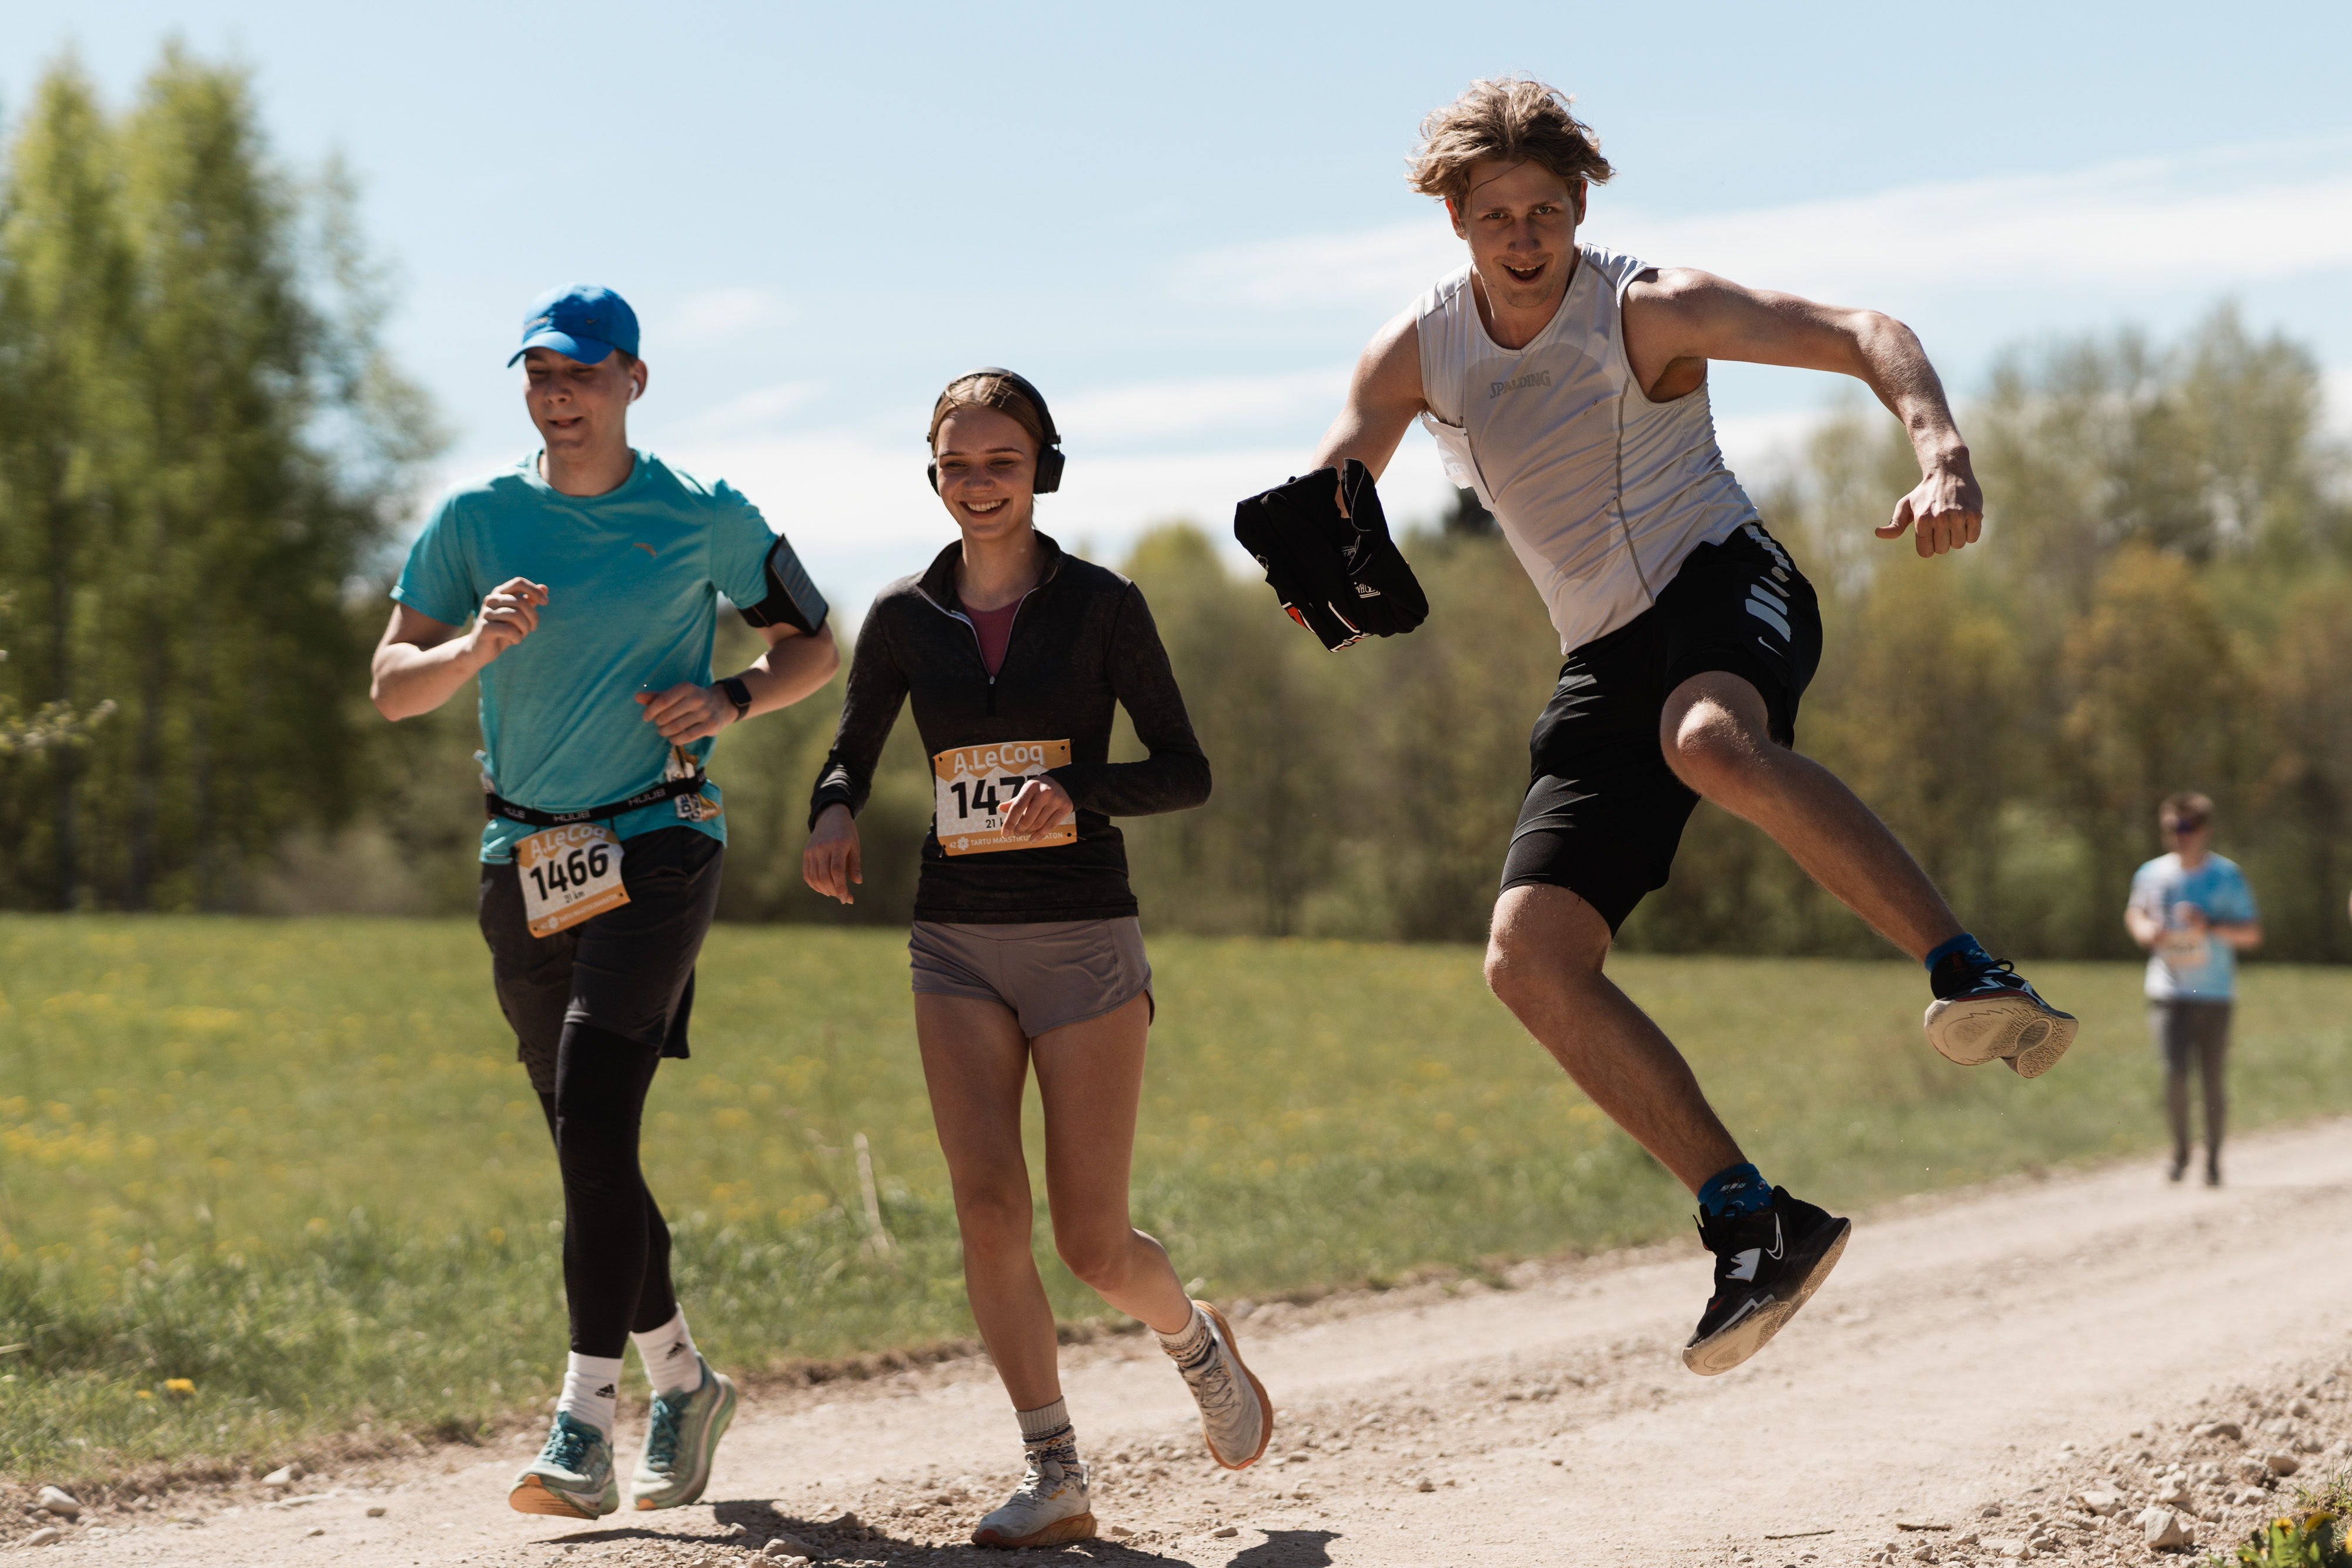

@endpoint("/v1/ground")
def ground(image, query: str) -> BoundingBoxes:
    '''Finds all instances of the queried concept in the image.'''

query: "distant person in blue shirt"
[369,284,837,1520]
[2124,793,2261,1187]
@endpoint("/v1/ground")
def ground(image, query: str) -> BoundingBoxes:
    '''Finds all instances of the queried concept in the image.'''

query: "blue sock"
[1924,932,1988,974]
[1697,1162,1772,1218]
[1926,933,1994,1000]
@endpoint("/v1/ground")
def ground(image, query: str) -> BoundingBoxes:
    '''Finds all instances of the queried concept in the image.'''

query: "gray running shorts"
[908,917,1153,1038]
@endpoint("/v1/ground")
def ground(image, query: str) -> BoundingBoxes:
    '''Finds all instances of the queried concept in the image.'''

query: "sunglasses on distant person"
[2166,818,2209,834]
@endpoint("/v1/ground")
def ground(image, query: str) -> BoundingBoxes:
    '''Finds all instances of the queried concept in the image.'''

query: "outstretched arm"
[1622,270,1981,557]
[1310,310,1428,478]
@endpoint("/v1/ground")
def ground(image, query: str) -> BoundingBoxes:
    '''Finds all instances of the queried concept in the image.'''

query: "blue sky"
[11,0,2352,611]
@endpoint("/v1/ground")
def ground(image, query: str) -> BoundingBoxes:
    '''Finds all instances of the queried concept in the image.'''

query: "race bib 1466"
[517,823,629,937]
[933,739,1077,856]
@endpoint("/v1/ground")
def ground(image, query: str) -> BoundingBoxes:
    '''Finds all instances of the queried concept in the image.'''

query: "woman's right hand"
[803,804,862,904]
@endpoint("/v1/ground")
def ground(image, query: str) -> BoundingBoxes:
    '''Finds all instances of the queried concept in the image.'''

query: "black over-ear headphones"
[926,367,1065,496]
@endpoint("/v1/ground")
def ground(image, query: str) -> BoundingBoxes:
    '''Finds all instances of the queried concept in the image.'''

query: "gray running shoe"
[1175,1301,1273,1470]
[971,1453,1094,1548]
[630,1356,739,1510]
[509,1410,620,1519]
[1924,959,2077,1078]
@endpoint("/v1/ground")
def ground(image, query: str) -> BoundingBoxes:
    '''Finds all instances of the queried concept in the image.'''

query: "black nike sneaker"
[1681,1188,1851,1376]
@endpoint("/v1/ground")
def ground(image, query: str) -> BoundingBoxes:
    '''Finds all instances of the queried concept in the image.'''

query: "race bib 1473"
[517,823,629,937]
[933,739,1077,856]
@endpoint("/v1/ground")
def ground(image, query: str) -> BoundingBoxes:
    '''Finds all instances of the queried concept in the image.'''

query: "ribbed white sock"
[631,1309,703,1398]
[1157,1303,1211,1368]
[1017,1397,1080,1472]
[559,1353,624,1442]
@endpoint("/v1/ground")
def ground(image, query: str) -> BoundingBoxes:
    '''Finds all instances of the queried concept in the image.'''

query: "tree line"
[5,51,2347,961]
[0,48,440,912]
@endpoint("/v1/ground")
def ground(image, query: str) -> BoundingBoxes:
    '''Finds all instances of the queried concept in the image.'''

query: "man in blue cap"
[371,283,838,1518]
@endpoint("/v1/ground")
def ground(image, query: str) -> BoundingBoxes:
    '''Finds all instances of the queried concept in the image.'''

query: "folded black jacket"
[808,533,1211,922]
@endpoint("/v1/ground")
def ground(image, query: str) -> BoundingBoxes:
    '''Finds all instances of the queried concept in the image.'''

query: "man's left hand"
[636,683,734,744]
[1880,452,1984,557]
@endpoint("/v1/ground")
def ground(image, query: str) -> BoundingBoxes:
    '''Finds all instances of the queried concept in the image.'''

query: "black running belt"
[484,771,709,828]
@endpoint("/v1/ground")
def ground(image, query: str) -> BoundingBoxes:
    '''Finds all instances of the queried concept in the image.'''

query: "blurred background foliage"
[3,52,2349,961]
[0,48,443,915]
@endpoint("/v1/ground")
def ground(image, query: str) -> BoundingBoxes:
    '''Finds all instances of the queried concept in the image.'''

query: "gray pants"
[2149,998,2230,1166]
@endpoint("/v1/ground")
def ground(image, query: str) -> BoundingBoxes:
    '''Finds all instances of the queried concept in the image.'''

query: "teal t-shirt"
[393,450,820,863]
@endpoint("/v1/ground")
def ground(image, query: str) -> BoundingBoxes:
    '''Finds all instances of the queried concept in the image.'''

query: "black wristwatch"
[717,676,753,719]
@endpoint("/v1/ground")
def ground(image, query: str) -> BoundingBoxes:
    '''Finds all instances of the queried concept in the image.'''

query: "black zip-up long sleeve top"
[808,533,1211,922]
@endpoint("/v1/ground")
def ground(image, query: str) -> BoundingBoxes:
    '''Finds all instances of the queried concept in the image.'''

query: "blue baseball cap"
[507,283,640,367]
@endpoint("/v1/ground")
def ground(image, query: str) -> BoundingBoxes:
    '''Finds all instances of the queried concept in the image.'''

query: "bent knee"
[1666,713,1772,800]
[1484,888,1608,1009]
[1483,938,1532,1007]
[1053,1230,1137,1292]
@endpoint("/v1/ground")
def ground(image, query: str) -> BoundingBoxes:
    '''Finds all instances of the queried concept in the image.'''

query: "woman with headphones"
[803,370,1271,1546]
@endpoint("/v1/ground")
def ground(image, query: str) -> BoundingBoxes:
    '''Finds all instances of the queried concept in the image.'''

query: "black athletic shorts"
[1501,523,1823,934]
[477,826,725,1095]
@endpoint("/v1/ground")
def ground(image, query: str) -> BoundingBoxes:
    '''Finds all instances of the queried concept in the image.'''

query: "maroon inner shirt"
[966,600,1018,676]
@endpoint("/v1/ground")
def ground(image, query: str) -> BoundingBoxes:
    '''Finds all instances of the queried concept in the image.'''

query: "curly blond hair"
[1406,76,1613,208]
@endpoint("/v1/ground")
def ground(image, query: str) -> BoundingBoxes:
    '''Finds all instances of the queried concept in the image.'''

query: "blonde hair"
[1406,76,1614,209]
[927,372,1047,456]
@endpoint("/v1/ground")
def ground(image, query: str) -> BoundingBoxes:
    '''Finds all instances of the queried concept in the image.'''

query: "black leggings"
[537,1021,679,1357]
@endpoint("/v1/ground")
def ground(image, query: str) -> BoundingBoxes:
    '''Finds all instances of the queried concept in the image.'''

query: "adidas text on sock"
[560,1352,625,1442]
[631,1309,701,1398]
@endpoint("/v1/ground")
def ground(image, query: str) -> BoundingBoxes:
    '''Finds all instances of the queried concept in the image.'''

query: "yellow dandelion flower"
[164,1378,194,1396]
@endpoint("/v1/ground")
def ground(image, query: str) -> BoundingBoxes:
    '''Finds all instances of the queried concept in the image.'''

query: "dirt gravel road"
[24,1117,2352,1567]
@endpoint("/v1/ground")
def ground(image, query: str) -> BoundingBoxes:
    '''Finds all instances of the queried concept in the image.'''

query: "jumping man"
[371,284,837,1514]
[1307,78,2078,1373]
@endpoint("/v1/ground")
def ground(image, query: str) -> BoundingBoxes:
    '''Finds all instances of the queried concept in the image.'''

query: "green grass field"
[5,915,2351,1482]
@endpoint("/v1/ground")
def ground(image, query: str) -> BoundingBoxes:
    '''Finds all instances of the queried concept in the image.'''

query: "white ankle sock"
[559,1353,624,1441]
[631,1309,703,1398]
[1017,1397,1079,1471]
[1157,1303,1210,1366]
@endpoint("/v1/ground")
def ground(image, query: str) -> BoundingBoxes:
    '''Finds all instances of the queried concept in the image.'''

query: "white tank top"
[1415,243,1760,653]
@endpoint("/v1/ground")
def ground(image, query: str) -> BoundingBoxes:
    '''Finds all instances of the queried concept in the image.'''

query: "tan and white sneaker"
[971,1453,1095,1549]
[1171,1300,1273,1470]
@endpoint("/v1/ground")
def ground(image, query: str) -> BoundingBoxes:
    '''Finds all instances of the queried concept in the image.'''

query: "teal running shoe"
[510,1410,620,1519]
[630,1356,739,1510]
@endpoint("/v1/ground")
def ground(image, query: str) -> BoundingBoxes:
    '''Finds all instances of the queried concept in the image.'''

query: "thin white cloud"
[1056,366,1353,444]
[1602,159,2352,299]
[1174,222,1461,314]
[669,380,824,441]
[1175,136,2352,315]
[664,286,795,346]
